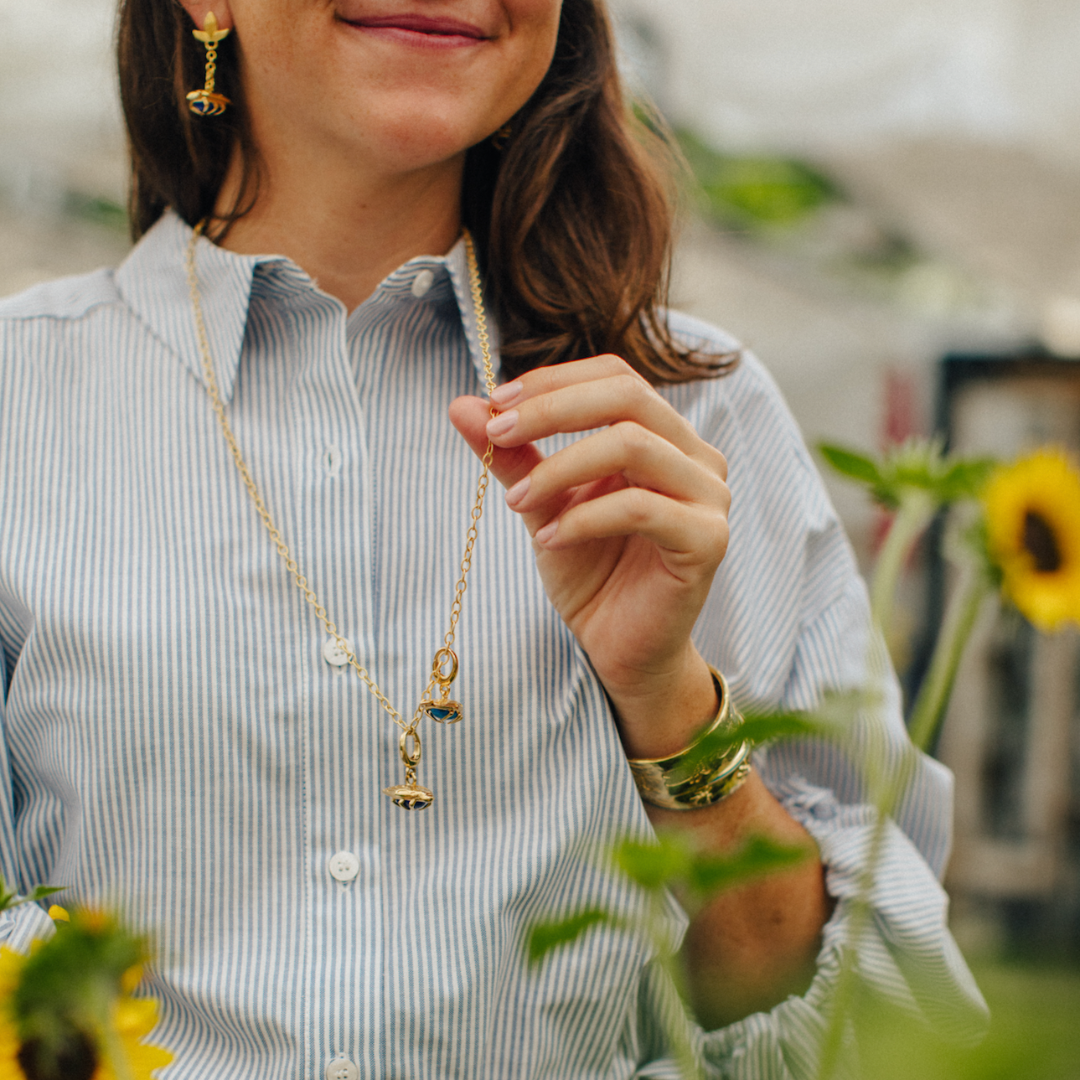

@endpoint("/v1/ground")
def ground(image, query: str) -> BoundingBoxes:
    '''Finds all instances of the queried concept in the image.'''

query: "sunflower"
[0,917,173,1080]
[0,949,26,1080]
[982,448,1080,631]
[96,995,174,1080]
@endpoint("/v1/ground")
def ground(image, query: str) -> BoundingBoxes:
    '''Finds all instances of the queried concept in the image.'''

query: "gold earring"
[186,12,232,117]
[490,122,513,151]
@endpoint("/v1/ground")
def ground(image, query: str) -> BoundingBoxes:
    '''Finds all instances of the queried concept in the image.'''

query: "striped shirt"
[0,212,986,1079]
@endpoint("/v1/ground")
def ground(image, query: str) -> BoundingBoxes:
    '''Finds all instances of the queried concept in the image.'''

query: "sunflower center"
[1023,511,1062,573]
[17,1030,97,1080]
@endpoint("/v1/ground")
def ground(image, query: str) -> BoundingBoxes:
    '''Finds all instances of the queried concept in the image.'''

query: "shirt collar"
[114,210,502,404]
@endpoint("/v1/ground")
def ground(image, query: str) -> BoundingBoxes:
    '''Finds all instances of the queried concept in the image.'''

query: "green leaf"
[673,708,840,784]
[688,834,812,898]
[0,874,64,913]
[818,444,884,488]
[526,908,614,966]
[26,885,65,904]
[613,835,692,891]
[937,458,997,502]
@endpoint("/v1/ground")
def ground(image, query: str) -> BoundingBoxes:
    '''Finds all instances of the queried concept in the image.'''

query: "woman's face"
[187,0,562,175]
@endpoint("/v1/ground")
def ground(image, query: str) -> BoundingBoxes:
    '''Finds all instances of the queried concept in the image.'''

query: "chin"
[365,115,488,173]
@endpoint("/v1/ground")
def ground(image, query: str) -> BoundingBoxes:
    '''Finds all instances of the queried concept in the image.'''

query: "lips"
[341,13,489,40]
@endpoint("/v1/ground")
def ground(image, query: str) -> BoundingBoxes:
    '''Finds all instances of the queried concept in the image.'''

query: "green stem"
[96,1017,136,1080]
[869,492,935,640]
[907,561,991,752]
[816,748,919,1080]
[648,891,701,1080]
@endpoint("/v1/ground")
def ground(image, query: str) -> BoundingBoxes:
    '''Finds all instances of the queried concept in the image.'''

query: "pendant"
[384,729,433,810]
[383,781,434,811]
[420,698,463,725]
[421,646,463,724]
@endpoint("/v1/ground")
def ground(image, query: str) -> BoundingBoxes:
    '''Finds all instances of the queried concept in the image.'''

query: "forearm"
[646,775,832,1029]
[610,649,832,1030]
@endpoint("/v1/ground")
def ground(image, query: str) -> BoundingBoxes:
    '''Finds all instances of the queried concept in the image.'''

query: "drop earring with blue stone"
[419,647,464,726]
[186,12,232,117]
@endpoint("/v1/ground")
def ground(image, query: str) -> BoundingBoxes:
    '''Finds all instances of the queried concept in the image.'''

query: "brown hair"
[117,0,735,384]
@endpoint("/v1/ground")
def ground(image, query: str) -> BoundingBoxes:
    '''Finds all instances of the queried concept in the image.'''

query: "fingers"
[451,356,731,565]
[487,355,727,479]
[535,487,730,570]
[448,394,544,492]
[505,422,729,518]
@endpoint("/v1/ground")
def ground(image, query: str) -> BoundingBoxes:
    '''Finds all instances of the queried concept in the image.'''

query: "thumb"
[449,395,544,491]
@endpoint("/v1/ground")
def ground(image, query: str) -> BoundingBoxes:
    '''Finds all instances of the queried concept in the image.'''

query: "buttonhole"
[323,445,342,478]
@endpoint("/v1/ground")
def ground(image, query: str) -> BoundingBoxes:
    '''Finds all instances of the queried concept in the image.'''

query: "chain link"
[185,223,498,746]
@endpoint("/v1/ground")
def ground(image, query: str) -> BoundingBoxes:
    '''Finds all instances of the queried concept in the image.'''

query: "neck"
[214,147,466,312]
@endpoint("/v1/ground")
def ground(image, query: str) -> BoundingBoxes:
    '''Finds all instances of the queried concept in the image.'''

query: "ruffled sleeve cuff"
[686,777,989,1080]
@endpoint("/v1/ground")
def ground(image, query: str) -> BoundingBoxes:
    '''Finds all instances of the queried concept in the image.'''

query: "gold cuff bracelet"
[627,666,753,811]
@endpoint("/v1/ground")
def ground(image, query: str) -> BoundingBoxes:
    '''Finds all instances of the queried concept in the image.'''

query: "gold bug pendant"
[383,730,433,811]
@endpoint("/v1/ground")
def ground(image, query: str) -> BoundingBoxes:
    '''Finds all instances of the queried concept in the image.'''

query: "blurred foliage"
[526,831,810,969]
[0,880,62,917]
[675,690,861,784]
[818,438,996,513]
[676,128,840,231]
[855,959,1080,1080]
[64,194,127,234]
[526,908,616,967]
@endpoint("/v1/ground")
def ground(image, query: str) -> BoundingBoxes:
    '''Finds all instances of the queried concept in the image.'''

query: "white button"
[325,1056,359,1080]
[411,268,435,298]
[323,638,352,667]
[329,851,361,882]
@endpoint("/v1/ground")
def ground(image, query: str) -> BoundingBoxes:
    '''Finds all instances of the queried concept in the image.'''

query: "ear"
[176,2,235,32]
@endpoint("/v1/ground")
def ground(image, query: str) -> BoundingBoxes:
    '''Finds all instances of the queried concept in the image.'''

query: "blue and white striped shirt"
[0,212,985,1078]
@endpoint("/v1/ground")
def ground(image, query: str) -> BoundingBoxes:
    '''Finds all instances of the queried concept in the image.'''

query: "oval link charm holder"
[186,223,498,809]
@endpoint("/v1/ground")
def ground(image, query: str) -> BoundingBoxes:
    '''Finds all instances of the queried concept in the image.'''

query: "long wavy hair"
[117,0,735,384]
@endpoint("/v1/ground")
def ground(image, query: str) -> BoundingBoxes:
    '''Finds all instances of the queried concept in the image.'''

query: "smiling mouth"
[341,14,490,41]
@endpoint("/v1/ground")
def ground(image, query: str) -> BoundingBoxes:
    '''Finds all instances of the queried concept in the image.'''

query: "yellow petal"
[94,997,174,1080]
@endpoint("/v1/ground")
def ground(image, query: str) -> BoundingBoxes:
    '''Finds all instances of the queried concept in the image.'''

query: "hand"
[449,355,731,757]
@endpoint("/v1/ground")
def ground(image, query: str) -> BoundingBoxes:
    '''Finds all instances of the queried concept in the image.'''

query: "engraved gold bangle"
[627,666,753,811]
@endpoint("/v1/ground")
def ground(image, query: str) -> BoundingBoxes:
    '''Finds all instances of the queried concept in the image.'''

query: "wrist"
[606,647,718,760]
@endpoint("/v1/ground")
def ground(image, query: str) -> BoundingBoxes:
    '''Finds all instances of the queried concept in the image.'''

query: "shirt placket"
[275,278,386,1080]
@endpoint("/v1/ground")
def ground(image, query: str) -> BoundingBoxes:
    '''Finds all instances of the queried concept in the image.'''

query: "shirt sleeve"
[0,640,56,953]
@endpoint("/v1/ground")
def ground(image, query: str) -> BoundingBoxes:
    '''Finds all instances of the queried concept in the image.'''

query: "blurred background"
[2,0,1079,1071]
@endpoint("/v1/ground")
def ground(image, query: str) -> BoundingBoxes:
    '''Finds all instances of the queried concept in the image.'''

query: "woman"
[0,0,985,1076]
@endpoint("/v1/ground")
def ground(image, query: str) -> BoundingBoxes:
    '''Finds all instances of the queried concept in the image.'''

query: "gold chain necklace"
[185,221,497,810]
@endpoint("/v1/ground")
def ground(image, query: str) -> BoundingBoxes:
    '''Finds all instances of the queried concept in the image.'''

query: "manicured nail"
[505,476,530,506]
[486,410,518,438]
[534,520,558,545]
[490,380,524,406]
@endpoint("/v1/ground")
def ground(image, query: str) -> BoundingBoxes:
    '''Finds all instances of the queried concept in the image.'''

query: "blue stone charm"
[421,699,464,725]
[186,90,230,117]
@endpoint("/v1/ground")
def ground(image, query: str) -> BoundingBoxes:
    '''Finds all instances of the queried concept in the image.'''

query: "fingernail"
[490,380,523,406]
[486,410,518,438]
[505,476,530,506]
[534,520,558,545]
